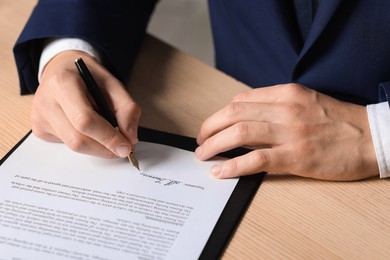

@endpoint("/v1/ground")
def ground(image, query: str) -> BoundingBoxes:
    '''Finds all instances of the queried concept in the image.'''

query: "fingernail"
[115,145,130,158]
[211,164,222,178]
[195,146,202,158]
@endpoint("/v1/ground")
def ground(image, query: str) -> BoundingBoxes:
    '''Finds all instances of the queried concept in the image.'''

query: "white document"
[0,134,238,260]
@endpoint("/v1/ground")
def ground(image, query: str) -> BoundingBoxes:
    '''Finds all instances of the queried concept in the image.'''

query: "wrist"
[39,38,101,82]
[41,50,99,83]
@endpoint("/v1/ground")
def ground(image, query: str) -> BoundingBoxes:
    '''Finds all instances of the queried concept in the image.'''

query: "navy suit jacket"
[14,0,390,106]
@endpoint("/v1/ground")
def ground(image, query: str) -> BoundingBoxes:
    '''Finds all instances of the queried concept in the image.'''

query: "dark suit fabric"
[14,0,390,106]
[13,0,158,94]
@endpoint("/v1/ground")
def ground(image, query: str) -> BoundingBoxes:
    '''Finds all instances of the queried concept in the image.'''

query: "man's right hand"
[32,50,141,158]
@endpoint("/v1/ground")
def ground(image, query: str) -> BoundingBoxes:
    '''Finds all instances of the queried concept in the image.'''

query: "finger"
[197,101,295,144]
[197,102,272,144]
[209,148,288,178]
[47,102,118,158]
[94,73,141,146]
[115,99,141,147]
[53,75,132,158]
[196,121,284,161]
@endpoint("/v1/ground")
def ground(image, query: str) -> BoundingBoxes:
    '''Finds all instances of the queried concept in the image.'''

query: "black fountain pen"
[75,58,140,171]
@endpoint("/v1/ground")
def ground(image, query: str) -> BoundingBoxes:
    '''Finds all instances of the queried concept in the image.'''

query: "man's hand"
[32,50,141,158]
[196,83,379,181]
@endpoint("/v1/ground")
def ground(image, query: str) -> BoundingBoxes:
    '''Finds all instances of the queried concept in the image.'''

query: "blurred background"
[147,0,214,66]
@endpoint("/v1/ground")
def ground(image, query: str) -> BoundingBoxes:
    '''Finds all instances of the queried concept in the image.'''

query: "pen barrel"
[75,58,118,127]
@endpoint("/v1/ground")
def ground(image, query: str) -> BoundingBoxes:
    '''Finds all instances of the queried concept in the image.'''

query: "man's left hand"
[196,83,378,181]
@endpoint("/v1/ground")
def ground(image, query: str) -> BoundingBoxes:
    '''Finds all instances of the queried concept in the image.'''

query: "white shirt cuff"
[38,38,101,82]
[367,102,390,178]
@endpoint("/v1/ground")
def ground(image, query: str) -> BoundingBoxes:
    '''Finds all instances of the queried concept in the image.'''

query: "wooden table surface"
[2,1,390,259]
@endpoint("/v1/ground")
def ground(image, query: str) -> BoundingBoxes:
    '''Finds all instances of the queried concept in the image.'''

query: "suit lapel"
[264,0,303,55]
[298,0,343,59]
[264,0,342,58]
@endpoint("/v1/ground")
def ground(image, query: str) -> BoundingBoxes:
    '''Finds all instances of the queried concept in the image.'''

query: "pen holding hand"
[32,51,141,161]
[75,58,140,170]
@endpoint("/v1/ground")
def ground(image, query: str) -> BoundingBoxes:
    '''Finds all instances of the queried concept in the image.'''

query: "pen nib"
[128,152,140,171]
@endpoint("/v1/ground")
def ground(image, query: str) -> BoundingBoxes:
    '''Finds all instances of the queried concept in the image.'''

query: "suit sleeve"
[13,0,158,94]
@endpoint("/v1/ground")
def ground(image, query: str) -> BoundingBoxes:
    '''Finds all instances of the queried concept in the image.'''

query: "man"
[13,0,390,180]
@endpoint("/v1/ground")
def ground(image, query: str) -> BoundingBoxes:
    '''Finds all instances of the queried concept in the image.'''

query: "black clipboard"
[1,127,265,259]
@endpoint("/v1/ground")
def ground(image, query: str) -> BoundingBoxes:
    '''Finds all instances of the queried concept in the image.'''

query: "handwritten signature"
[138,172,205,190]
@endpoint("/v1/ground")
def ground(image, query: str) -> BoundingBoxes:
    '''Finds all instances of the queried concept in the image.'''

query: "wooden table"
[2,1,390,259]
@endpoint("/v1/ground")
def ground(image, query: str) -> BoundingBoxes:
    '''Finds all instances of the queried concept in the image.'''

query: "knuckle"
[130,101,141,113]
[71,111,94,133]
[127,101,142,119]
[99,134,119,149]
[201,137,215,153]
[232,91,249,102]
[225,158,239,173]
[251,150,270,167]
[224,102,242,118]
[31,127,49,141]
[64,135,87,153]
[234,122,250,140]
[31,117,51,141]
[284,83,303,95]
